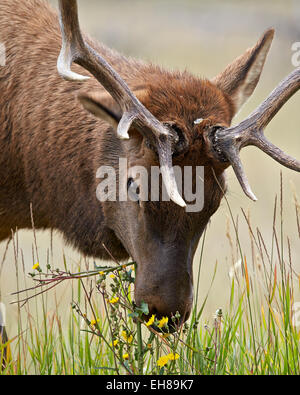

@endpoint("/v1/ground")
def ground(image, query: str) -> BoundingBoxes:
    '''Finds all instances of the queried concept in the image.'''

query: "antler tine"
[57,0,166,140]
[57,0,88,82]
[212,67,300,201]
[57,0,185,208]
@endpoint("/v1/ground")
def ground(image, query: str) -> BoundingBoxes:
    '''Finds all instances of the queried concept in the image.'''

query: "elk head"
[57,0,300,329]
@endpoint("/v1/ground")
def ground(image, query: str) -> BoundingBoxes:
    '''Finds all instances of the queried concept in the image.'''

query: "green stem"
[136,320,143,375]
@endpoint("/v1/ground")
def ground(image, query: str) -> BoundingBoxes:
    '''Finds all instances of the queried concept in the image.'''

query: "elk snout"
[134,267,193,331]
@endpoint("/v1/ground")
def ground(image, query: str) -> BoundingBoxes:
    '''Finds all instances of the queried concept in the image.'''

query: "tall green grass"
[1,180,299,375]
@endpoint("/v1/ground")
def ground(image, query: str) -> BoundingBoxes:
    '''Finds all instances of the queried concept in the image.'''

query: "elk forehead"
[143,74,235,134]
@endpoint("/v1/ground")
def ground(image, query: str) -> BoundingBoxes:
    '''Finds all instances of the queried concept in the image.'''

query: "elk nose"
[135,278,193,331]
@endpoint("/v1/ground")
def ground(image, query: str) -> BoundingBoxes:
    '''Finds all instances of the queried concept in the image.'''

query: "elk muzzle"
[134,253,193,330]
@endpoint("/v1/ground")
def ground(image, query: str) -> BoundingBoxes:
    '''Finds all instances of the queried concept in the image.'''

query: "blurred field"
[1,0,299,341]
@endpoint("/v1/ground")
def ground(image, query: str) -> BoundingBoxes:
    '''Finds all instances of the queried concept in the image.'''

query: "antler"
[211,67,300,201]
[57,0,186,207]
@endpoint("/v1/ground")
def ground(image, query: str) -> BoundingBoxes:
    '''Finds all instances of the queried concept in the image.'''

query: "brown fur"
[0,0,273,322]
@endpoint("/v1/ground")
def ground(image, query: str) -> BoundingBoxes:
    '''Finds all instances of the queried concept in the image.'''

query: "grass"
[0,178,300,375]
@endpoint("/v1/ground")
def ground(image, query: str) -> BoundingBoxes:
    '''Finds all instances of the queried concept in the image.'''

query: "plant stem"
[136,320,143,375]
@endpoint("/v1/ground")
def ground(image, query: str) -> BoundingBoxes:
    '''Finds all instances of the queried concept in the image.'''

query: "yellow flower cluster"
[122,330,133,343]
[109,339,119,347]
[90,318,100,326]
[146,314,155,327]
[145,315,169,329]
[108,297,119,304]
[157,353,179,368]
[157,316,168,328]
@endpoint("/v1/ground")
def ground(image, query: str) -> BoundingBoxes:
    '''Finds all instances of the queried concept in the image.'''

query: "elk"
[0,0,299,328]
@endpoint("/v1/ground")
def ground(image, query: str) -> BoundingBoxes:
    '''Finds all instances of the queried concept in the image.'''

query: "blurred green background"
[1,0,299,332]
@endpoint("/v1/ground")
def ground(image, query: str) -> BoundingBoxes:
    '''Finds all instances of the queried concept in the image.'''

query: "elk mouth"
[130,238,194,333]
[134,271,194,334]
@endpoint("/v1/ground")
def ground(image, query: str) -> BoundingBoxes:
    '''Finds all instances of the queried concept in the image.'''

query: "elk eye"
[127,178,140,204]
[170,124,188,155]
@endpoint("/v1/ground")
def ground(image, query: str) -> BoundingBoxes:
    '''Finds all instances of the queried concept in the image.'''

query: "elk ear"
[211,29,274,115]
[78,88,148,129]
[78,91,121,128]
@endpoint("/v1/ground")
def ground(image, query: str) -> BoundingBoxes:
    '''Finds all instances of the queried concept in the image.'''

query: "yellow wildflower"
[158,316,169,328]
[108,297,119,304]
[168,352,179,361]
[157,352,179,368]
[99,271,105,275]
[90,318,100,326]
[157,355,170,368]
[32,263,40,270]
[109,339,119,347]
[110,273,116,279]
[146,314,155,327]
[122,353,129,360]
[122,331,133,343]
